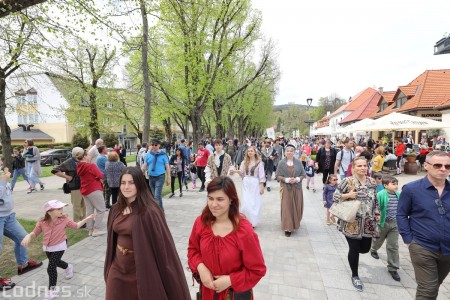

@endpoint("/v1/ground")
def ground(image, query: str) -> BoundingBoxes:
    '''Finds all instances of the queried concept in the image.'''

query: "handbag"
[329,200,361,223]
[170,165,178,177]
[62,182,71,194]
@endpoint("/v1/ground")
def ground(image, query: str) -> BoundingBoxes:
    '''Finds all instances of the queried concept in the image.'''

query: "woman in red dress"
[188,176,266,300]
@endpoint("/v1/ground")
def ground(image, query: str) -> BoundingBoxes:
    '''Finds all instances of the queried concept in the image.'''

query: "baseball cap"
[43,200,68,213]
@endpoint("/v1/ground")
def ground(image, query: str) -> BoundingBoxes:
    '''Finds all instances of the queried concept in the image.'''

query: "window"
[16,95,26,105]
[27,94,37,104]
[122,124,127,133]
[395,93,407,108]
[379,100,388,112]
[107,103,113,108]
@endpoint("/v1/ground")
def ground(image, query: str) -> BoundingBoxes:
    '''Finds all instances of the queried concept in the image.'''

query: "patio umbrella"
[342,118,376,133]
[356,112,450,131]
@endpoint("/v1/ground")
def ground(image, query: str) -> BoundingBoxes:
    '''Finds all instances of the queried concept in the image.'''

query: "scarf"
[275,158,306,190]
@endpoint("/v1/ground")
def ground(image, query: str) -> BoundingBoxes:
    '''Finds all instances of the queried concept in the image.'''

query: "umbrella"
[356,112,450,131]
[342,118,376,133]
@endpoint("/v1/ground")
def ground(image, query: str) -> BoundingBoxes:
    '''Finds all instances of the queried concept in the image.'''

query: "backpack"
[338,148,355,173]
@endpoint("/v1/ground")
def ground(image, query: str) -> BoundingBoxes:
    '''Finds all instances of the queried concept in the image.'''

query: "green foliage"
[150,127,165,142]
[72,132,90,149]
[102,133,118,148]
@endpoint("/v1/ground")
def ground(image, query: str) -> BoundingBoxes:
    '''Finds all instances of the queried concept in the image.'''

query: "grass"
[0,218,89,278]
[13,166,55,183]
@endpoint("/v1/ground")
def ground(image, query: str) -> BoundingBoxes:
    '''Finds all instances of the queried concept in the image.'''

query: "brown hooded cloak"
[104,200,190,299]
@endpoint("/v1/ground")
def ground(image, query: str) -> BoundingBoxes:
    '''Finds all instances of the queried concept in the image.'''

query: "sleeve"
[93,165,104,179]
[258,162,266,183]
[187,217,204,273]
[204,156,212,182]
[51,160,68,174]
[230,222,267,292]
[397,184,414,244]
[239,162,245,178]
[336,150,342,162]
[298,161,306,177]
[333,178,349,203]
[66,218,78,229]
[32,221,43,237]
[322,185,328,201]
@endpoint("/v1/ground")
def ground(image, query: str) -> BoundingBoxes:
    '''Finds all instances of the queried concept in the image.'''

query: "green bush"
[72,133,90,149]
[103,133,118,148]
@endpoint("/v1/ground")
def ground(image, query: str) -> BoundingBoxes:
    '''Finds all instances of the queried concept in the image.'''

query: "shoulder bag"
[329,199,361,223]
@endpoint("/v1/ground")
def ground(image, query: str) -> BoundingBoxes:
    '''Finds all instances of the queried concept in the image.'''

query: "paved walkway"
[2,170,450,299]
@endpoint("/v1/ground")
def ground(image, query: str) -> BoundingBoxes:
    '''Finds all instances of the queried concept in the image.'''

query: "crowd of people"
[0,134,449,300]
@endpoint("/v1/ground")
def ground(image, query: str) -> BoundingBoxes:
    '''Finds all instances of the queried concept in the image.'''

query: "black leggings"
[45,250,68,288]
[396,156,402,170]
[171,171,183,193]
[345,237,372,277]
[110,187,120,205]
[322,168,334,184]
[197,167,206,189]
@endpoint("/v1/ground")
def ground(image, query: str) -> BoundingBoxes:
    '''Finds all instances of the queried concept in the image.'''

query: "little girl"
[189,154,197,189]
[21,200,94,300]
[323,175,338,225]
[305,159,316,192]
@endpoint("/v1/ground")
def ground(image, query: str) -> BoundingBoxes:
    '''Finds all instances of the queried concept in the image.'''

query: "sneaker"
[40,184,45,191]
[267,187,271,192]
[351,276,363,292]
[389,270,401,281]
[179,193,183,197]
[1,277,16,290]
[64,264,74,279]
[185,184,188,190]
[18,260,43,275]
[199,187,205,192]
[371,251,380,259]
[192,184,196,189]
[326,220,331,225]
[306,186,309,190]
[44,287,59,300]
[27,188,36,194]
[169,193,175,198]
[91,230,107,237]
[313,189,316,192]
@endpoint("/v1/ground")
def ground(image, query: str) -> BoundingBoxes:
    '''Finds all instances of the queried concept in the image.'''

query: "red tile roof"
[398,69,450,111]
[338,88,381,124]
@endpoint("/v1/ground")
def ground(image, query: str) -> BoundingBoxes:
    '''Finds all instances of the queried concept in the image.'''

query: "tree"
[51,39,117,143]
[102,132,118,147]
[0,11,40,169]
[0,0,47,18]
[71,132,90,149]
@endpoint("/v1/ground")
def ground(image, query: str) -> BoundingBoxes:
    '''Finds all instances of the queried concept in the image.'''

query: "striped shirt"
[386,192,398,220]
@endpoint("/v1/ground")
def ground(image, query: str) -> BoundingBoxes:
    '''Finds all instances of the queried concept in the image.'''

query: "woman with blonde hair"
[371,146,385,177]
[231,146,265,227]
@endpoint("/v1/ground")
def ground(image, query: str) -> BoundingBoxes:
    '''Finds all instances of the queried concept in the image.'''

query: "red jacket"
[76,161,104,196]
[395,144,406,157]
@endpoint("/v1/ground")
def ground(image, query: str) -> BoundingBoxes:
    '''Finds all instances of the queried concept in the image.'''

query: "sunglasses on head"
[425,162,450,170]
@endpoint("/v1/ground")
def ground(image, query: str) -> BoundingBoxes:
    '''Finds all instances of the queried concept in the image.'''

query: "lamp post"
[304,98,314,137]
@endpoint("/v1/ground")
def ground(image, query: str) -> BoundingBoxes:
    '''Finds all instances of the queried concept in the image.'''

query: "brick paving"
[2,170,450,299]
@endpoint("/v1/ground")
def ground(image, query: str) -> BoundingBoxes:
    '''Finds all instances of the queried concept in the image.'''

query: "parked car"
[40,149,72,166]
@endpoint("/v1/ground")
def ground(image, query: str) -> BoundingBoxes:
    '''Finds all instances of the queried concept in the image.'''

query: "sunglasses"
[435,199,446,215]
[425,162,450,170]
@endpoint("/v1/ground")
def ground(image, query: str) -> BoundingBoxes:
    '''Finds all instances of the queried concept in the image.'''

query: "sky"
[251,0,450,106]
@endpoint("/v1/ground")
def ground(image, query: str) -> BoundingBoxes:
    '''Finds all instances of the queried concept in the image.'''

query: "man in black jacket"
[10,147,30,192]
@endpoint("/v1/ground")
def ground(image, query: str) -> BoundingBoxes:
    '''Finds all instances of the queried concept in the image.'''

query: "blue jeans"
[26,163,41,188]
[0,212,28,266]
[149,174,165,210]
[10,168,30,190]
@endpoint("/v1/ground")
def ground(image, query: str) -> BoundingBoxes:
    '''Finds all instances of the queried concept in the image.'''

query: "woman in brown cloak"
[104,167,190,300]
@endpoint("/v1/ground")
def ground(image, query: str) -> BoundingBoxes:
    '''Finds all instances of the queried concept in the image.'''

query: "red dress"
[188,216,266,300]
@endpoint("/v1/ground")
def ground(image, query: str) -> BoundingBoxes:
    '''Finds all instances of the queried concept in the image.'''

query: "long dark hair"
[201,176,241,231]
[116,167,155,215]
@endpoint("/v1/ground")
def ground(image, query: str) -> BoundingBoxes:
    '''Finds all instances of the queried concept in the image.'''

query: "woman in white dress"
[231,146,265,227]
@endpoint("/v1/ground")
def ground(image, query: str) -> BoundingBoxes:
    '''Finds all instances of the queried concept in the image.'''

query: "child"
[305,159,316,192]
[189,154,197,189]
[373,172,383,192]
[21,200,95,299]
[369,175,401,282]
[300,150,307,169]
[323,174,337,225]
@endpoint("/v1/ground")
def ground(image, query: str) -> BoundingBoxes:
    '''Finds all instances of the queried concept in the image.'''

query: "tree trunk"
[190,109,204,151]
[227,115,235,138]
[162,118,172,142]
[88,91,100,142]
[140,0,151,144]
[0,72,12,169]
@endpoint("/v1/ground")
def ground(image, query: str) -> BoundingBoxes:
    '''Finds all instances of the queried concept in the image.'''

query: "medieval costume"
[188,216,266,300]
[205,151,232,183]
[261,145,278,191]
[239,160,265,226]
[104,200,190,300]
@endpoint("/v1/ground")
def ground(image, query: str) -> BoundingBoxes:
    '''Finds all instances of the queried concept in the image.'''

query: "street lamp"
[304,98,314,136]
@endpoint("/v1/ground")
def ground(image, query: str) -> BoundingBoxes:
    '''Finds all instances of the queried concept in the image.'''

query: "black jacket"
[315,147,337,173]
